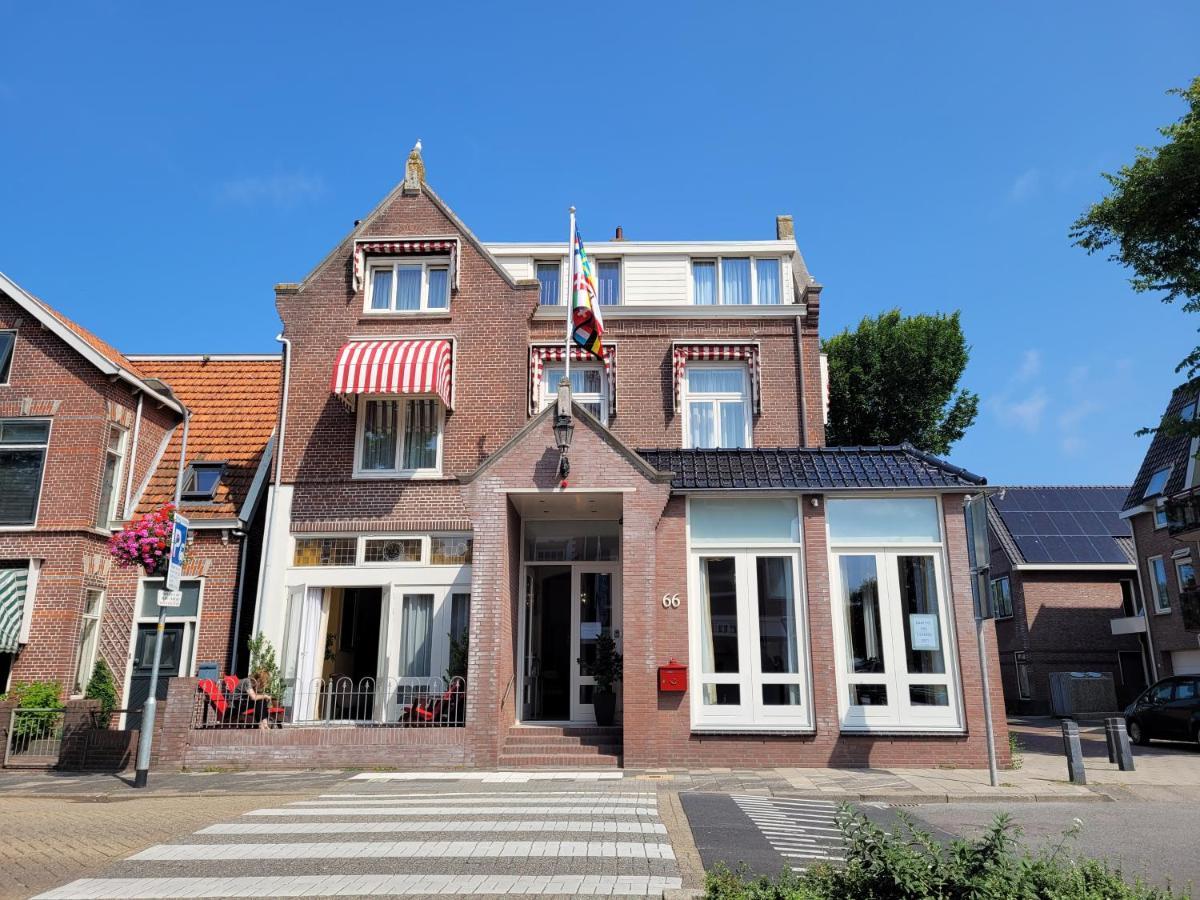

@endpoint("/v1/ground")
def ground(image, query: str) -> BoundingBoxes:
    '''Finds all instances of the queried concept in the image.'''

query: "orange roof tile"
[131,358,282,520]
[25,292,151,380]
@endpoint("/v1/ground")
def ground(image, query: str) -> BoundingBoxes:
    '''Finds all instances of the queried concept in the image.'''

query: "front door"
[571,565,620,723]
[127,623,185,732]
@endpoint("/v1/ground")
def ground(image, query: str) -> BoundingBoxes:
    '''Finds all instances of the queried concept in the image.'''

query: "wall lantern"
[554,376,574,481]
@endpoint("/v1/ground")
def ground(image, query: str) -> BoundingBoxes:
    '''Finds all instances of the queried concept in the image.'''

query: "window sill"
[0,524,38,532]
[532,304,802,320]
[838,726,967,737]
[358,312,452,322]
[1154,607,1173,615]
[691,726,815,736]
[352,472,453,482]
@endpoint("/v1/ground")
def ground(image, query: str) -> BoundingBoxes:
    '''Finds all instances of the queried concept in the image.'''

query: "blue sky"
[1,2,1198,486]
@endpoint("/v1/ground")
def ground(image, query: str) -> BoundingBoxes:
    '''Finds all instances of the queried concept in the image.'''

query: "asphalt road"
[890,801,1200,894]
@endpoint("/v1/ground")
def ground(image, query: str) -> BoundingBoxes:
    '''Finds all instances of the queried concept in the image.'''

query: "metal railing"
[4,707,65,767]
[193,675,467,729]
[1166,487,1200,536]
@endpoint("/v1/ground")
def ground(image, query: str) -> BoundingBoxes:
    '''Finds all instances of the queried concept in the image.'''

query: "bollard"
[1104,718,1119,764]
[1061,719,1087,784]
[1107,717,1136,771]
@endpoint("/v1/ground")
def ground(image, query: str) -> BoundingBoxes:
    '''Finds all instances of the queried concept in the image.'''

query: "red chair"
[197,678,230,724]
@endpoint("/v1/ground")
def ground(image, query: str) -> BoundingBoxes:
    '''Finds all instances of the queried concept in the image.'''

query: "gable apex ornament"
[403,139,425,194]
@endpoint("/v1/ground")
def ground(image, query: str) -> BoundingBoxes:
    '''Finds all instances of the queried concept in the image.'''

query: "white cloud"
[217,173,325,208]
[1015,349,1042,382]
[993,388,1048,433]
[1008,168,1041,203]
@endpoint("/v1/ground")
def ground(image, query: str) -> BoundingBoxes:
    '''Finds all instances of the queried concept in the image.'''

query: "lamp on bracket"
[553,376,574,484]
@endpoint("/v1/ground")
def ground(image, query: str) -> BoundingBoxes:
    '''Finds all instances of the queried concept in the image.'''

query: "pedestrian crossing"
[731,794,845,872]
[35,780,681,898]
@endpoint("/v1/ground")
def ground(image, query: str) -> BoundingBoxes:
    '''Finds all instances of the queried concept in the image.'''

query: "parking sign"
[165,513,189,593]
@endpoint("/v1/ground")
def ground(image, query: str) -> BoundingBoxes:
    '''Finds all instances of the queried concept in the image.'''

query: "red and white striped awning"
[672,343,761,413]
[352,239,459,293]
[331,339,454,410]
[529,345,616,417]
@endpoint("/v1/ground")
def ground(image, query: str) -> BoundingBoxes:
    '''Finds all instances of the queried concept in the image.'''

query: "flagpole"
[565,206,576,382]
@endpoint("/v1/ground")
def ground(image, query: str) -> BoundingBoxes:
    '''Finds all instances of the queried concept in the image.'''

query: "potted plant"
[591,632,622,727]
[108,503,182,577]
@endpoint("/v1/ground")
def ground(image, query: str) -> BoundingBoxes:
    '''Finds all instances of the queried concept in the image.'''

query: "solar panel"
[992,487,1131,565]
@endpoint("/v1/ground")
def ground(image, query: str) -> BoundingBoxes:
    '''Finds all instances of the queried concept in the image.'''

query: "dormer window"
[366,259,450,313]
[182,462,224,501]
[692,257,782,305]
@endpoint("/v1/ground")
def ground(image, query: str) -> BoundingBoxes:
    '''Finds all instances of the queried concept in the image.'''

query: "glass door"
[570,565,619,722]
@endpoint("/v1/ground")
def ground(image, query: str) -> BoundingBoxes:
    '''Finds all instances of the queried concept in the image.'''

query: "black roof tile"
[1124,382,1199,511]
[636,444,985,491]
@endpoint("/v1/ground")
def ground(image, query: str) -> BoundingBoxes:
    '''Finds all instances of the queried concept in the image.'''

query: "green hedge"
[704,809,1183,900]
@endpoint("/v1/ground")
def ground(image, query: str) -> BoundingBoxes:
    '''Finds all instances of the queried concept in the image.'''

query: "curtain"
[361,400,398,470]
[293,587,325,720]
[370,268,393,310]
[721,258,751,305]
[401,594,434,677]
[396,266,422,310]
[756,259,781,305]
[536,264,560,305]
[692,261,717,305]
[689,401,715,448]
[718,401,747,449]
[597,261,620,305]
[450,593,470,641]
[687,366,744,394]
[0,449,45,526]
[756,557,797,673]
[426,268,449,310]
[403,400,438,470]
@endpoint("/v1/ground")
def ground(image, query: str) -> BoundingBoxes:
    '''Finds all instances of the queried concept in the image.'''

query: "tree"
[1072,77,1200,383]
[823,309,979,455]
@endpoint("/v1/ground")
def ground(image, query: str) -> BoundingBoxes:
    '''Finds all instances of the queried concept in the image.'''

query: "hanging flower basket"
[108,503,181,577]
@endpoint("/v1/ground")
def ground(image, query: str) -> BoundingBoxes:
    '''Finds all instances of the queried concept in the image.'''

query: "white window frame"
[71,588,105,697]
[1144,466,1172,501]
[1148,555,1171,613]
[120,577,205,727]
[96,424,127,527]
[826,495,964,733]
[682,363,752,449]
[353,395,445,479]
[290,533,474,570]
[540,360,609,425]
[689,257,784,306]
[686,495,813,732]
[990,575,1013,619]
[595,258,622,306]
[1175,556,1195,594]
[0,330,16,386]
[0,417,52,531]
[1155,502,1170,530]
[362,258,452,314]
[535,259,564,306]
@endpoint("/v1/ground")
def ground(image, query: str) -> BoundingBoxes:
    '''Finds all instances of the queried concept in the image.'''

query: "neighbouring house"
[242,143,1010,770]
[987,486,1147,715]
[0,267,279,730]
[1126,384,1200,681]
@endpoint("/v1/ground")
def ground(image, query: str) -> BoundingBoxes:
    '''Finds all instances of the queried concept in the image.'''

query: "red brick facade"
[1129,511,1200,678]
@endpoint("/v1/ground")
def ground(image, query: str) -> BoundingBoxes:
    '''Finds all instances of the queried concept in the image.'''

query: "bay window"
[365,259,450,313]
[827,497,961,731]
[684,365,750,449]
[691,257,782,305]
[689,497,811,730]
[356,397,442,476]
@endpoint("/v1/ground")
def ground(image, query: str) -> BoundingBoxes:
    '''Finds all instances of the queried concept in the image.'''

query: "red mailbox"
[658,660,687,693]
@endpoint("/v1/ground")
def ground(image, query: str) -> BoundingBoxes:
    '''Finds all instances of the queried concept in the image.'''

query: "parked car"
[1124,675,1200,746]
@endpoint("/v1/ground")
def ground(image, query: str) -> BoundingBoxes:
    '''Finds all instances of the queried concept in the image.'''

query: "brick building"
[1126,384,1200,682]
[986,486,1146,715]
[0,267,278,725]
[250,145,1009,769]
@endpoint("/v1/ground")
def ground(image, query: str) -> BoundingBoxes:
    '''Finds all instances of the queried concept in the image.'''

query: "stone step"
[506,725,622,737]
[501,741,620,757]
[497,751,623,768]
[503,733,623,748]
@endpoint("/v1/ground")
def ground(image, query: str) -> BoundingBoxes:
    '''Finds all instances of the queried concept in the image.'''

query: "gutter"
[252,332,292,636]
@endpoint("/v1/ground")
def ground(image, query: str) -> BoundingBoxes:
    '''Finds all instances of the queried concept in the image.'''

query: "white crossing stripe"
[131,839,677,861]
[351,770,625,782]
[291,794,650,806]
[34,873,681,898]
[201,819,668,835]
[732,794,846,869]
[245,803,658,816]
[317,790,655,800]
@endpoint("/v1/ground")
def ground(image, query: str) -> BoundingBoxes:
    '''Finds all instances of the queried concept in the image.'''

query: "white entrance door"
[570,565,621,723]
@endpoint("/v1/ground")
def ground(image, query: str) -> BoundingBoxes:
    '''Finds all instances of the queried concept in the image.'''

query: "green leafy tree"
[822,309,979,455]
[84,658,119,727]
[1073,76,1200,438]
[246,632,283,700]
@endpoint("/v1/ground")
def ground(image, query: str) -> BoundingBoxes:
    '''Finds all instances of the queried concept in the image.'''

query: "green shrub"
[1,680,64,739]
[446,628,469,682]
[1008,732,1025,770]
[246,632,283,699]
[704,809,1183,900]
[84,658,119,727]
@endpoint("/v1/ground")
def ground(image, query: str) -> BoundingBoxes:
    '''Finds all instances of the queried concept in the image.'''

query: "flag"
[570,229,605,358]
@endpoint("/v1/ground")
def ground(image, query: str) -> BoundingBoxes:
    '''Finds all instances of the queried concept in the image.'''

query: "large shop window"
[689,498,811,730]
[828,497,962,731]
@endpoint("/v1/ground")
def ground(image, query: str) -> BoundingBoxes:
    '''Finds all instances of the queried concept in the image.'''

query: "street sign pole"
[964,493,1000,788]
[133,411,189,789]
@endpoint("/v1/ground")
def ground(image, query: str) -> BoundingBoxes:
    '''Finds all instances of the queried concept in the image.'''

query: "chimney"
[613,225,624,241]
[775,215,794,241]
[403,139,425,194]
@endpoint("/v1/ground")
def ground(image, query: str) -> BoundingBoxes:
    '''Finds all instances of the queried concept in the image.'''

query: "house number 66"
[661,593,681,609]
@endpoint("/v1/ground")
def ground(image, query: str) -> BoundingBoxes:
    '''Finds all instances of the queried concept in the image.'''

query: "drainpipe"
[122,392,144,518]
[1129,519,1160,682]
[794,315,808,447]
[227,528,249,674]
[252,332,292,636]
